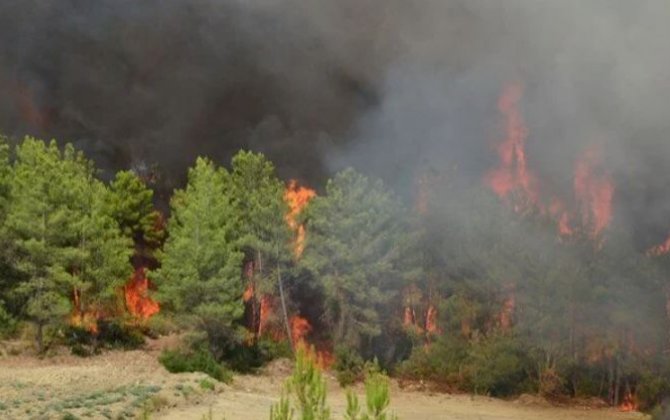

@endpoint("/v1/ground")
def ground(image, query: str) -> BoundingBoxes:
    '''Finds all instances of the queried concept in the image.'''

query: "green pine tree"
[229,150,292,339]
[6,138,131,351]
[301,168,415,351]
[106,170,164,250]
[153,157,244,355]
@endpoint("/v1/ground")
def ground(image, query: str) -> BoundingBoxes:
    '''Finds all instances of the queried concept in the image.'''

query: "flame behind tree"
[229,151,292,342]
[285,180,316,258]
[106,170,165,319]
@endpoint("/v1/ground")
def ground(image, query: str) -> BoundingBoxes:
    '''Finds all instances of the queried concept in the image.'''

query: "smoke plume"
[1,0,669,246]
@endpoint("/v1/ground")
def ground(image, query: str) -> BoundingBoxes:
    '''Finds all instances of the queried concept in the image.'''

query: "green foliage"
[0,301,17,338]
[106,170,164,248]
[301,168,418,351]
[465,333,531,396]
[159,348,233,383]
[153,157,244,355]
[345,372,397,420]
[333,345,364,387]
[199,378,215,391]
[5,138,132,352]
[270,392,294,420]
[270,346,330,420]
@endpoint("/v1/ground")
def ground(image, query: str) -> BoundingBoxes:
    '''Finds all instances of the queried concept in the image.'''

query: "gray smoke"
[1,0,669,246]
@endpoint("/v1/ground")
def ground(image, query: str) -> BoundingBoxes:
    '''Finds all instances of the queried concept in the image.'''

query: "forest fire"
[124,267,160,319]
[486,83,540,214]
[486,83,614,241]
[70,288,100,334]
[290,315,333,369]
[284,180,316,257]
[619,391,638,412]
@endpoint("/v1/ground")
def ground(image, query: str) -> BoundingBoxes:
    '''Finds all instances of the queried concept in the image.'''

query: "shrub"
[0,303,17,338]
[199,378,215,391]
[334,346,364,387]
[159,348,233,383]
[465,333,532,396]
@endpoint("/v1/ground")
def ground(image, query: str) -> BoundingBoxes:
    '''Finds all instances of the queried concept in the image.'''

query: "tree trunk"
[36,322,44,354]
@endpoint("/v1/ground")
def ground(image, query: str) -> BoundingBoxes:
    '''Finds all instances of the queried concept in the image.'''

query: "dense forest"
[0,131,668,414]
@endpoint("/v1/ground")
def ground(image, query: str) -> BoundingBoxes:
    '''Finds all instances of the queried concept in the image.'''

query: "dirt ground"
[0,337,650,420]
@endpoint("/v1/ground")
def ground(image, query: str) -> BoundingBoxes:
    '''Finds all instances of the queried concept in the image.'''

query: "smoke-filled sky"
[1,0,669,246]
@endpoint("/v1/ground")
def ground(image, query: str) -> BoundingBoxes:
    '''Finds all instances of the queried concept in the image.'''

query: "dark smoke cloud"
[1,1,670,245]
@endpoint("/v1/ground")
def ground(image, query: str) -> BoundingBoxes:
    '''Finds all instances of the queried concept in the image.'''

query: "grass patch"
[159,349,232,383]
[199,379,215,391]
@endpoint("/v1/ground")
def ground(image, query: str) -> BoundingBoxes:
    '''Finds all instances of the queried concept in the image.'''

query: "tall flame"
[486,83,540,213]
[284,180,316,257]
[125,267,160,319]
[486,83,614,240]
[290,315,333,369]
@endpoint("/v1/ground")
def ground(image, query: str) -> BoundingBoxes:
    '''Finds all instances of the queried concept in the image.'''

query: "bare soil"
[0,338,650,420]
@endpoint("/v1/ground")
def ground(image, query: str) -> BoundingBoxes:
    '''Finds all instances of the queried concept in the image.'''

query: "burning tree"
[106,170,164,319]
[152,157,244,357]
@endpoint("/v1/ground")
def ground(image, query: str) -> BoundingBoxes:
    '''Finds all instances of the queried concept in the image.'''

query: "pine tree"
[301,168,415,351]
[229,150,291,339]
[106,170,164,251]
[153,157,244,354]
[6,138,132,350]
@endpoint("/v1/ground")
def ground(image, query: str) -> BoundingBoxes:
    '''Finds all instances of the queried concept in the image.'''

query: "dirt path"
[0,341,650,420]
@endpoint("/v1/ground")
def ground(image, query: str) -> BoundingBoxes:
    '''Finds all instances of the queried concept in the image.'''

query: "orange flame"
[425,305,438,334]
[290,315,333,369]
[70,287,100,334]
[486,83,541,213]
[125,267,160,319]
[647,235,670,256]
[486,83,614,240]
[619,391,638,412]
[284,180,316,257]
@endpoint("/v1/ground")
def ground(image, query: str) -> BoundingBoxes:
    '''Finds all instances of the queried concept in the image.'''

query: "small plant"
[345,373,398,420]
[270,393,293,420]
[269,346,330,420]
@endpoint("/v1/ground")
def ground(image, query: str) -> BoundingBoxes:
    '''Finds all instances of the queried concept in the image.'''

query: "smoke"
[1,1,670,245]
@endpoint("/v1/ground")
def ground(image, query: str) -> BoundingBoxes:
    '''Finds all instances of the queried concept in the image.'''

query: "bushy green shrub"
[97,320,145,349]
[638,369,670,412]
[465,333,532,396]
[0,302,17,338]
[64,320,145,356]
[334,345,365,387]
[159,348,233,383]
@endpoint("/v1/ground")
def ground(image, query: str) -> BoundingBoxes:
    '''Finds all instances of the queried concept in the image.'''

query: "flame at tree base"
[125,267,160,319]
[290,315,333,369]
[619,391,638,412]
